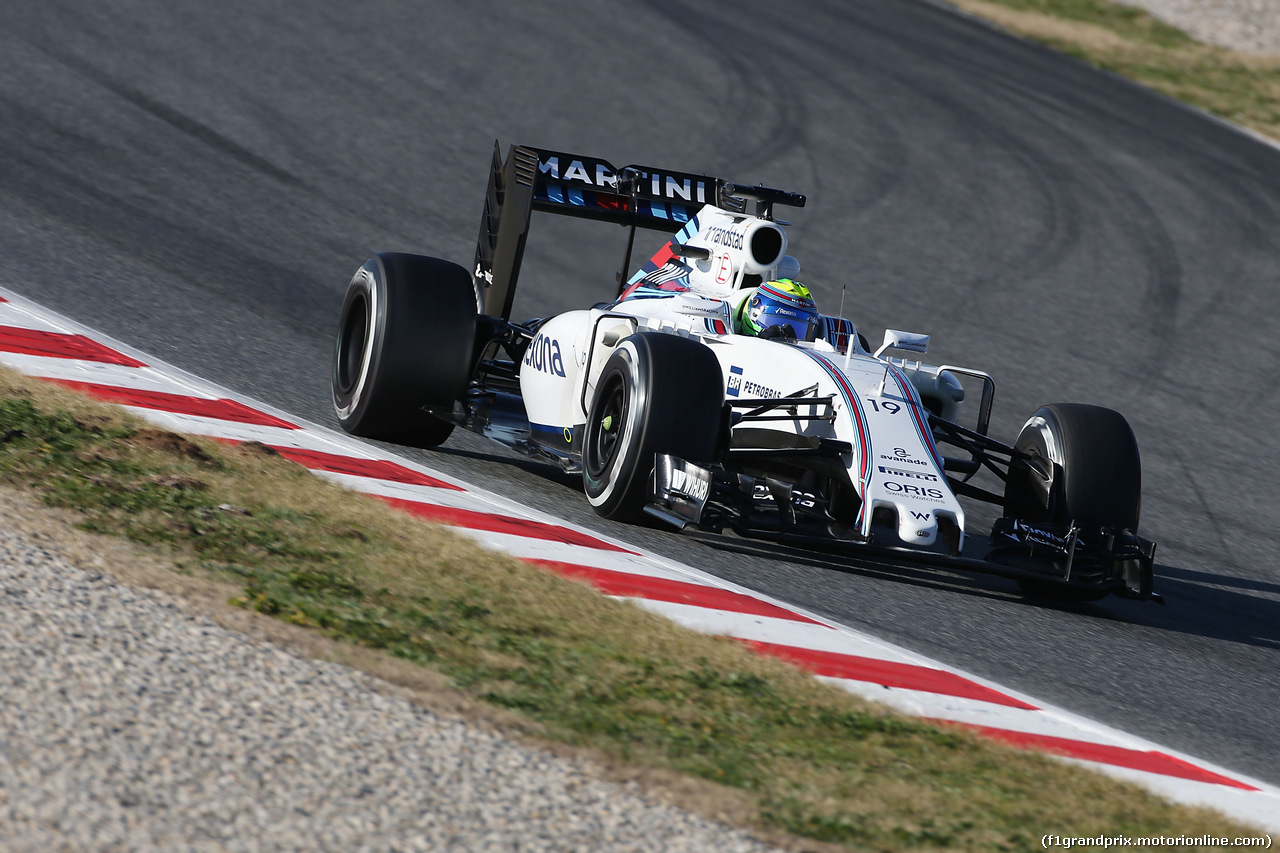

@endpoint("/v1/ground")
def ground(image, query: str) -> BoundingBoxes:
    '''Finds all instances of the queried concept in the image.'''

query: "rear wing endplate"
[472,142,805,319]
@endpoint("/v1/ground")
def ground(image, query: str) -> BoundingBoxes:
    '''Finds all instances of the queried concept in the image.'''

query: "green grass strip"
[0,372,1258,850]
[953,0,1280,139]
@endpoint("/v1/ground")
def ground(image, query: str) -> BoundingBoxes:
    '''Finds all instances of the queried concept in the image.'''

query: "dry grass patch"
[0,365,1261,850]
[950,0,1280,141]
[960,0,1137,52]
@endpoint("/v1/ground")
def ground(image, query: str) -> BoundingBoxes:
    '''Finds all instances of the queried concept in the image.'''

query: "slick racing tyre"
[582,333,724,522]
[1003,403,1142,599]
[1004,403,1141,528]
[332,253,475,447]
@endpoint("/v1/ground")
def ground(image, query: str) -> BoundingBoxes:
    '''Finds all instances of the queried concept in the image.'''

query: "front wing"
[647,449,1161,604]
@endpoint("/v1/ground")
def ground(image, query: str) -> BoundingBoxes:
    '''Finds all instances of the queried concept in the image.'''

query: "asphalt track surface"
[2,0,1278,791]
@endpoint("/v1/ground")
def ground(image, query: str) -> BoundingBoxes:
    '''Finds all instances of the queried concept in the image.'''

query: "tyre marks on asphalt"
[1,287,1276,830]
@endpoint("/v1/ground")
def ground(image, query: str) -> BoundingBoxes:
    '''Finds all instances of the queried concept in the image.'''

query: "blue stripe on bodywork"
[798,349,872,527]
[884,363,946,470]
[624,216,703,286]
[530,421,574,448]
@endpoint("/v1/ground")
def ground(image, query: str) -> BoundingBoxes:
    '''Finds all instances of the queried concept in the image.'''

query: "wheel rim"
[335,291,369,396]
[586,371,628,479]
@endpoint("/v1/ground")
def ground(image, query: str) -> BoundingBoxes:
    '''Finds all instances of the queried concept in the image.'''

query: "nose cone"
[896,504,938,546]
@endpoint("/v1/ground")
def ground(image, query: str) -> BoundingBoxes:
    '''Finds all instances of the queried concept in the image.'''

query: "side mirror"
[875,329,930,358]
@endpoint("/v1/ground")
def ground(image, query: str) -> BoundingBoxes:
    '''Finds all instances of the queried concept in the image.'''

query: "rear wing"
[473,142,805,319]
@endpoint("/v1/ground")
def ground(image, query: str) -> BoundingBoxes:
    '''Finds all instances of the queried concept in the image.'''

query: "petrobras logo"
[727,365,743,397]
[725,365,779,400]
[741,378,781,399]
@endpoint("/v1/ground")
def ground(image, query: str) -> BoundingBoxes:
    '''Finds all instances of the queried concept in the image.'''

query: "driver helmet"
[742,278,819,341]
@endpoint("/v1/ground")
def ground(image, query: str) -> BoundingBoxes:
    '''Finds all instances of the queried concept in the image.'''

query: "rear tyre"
[332,253,475,447]
[1003,403,1142,600]
[582,333,724,522]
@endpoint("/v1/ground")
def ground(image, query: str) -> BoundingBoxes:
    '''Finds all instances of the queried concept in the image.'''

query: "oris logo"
[883,481,945,501]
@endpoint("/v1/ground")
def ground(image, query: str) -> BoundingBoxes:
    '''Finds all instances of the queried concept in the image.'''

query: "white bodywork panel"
[518,284,966,549]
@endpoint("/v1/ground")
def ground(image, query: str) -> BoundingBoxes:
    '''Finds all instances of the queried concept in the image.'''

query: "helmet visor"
[748,279,819,342]
[760,315,819,342]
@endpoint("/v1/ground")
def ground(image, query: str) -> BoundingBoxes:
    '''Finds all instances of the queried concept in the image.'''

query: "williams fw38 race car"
[332,143,1160,603]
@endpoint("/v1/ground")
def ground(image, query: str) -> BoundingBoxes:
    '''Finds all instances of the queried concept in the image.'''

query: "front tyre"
[582,333,724,522]
[332,253,475,447]
[1004,403,1141,529]
[1003,403,1142,600]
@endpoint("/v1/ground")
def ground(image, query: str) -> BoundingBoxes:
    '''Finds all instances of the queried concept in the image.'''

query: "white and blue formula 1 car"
[332,143,1160,603]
